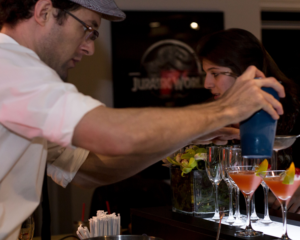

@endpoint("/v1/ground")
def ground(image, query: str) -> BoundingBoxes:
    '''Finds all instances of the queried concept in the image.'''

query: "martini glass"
[206,146,222,220]
[228,157,264,237]
[259,135,296,225]
[260,169,300,240]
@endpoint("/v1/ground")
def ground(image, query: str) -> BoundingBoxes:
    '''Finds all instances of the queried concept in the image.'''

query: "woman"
[196,28,300,213]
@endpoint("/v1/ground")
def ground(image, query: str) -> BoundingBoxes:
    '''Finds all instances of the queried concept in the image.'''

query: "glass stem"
[235,186,240,219]
[281,201,290,239]
[214,183,219,216]
[245,194,253,231]
[228,184,234,219]
[263,184,271,221]
[251,193,257,218]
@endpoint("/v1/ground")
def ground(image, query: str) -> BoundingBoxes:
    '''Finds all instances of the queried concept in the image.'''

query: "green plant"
[165,146,207,176]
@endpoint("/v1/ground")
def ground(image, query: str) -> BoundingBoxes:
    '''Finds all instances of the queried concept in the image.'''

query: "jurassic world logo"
[130,39,204,99]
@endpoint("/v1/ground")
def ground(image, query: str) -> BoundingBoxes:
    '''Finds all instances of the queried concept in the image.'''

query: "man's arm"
[72,66,285,188]
[72,126,240,188]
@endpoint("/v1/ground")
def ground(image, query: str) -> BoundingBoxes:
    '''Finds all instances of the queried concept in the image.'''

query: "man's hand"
[219,66,285,124]
[191,126,240,145]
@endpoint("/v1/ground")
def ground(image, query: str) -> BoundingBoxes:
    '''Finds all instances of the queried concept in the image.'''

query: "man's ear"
[34,0,53,26]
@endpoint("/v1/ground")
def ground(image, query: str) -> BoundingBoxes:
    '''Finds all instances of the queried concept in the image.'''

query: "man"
[0,0,284,239]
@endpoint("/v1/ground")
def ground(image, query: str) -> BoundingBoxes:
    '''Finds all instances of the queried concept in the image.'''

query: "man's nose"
[80,40,95,56]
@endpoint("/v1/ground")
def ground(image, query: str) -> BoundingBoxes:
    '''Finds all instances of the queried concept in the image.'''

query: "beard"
[37,27,72,82]
[51,61,69,82]
[39,49,70,82]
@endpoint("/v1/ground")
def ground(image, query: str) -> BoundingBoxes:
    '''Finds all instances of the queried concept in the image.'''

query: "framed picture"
[111,10,224,109]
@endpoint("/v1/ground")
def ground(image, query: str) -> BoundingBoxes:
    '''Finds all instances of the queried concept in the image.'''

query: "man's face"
[39,7,101,81]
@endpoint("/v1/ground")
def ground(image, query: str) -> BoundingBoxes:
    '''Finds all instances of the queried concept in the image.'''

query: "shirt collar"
[0,33,41,60]
[0,33,20,45]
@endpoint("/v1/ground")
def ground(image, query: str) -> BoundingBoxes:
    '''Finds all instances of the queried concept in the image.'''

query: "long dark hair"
[0,0,81,29]
[197,28,300,134]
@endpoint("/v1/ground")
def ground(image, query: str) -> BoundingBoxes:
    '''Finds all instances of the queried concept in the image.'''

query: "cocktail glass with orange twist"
[227,158,266,237]
[260,162,300,240]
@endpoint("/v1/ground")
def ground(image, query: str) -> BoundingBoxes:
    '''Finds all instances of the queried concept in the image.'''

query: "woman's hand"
[269,186,300,214]
[287,186,300,213]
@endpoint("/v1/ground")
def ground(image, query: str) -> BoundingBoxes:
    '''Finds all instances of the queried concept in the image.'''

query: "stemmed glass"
[228,148,244,226]
[258,141,292,226]
[250,194,259,221]
[227,154,264,237]
[206,146,222,220]
[221,147,235,223]
[260,167,300,240]
[259,181,273,224]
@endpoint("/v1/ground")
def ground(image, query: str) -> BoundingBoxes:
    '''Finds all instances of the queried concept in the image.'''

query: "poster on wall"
[111,11,224,108]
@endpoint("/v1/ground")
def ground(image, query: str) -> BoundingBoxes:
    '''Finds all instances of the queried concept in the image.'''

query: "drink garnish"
[255,159,269,176]
[281,162,295,185]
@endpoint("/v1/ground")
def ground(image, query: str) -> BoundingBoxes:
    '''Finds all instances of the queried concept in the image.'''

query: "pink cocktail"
[228,165,264,238]
[261,170,300,240]
[229,170,262,195]
[264,176,300,204]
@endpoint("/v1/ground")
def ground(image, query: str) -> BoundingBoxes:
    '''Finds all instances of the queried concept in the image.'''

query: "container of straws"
[77,211,120,239]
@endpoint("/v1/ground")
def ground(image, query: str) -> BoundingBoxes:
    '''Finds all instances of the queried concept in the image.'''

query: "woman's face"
[202,58,236,100]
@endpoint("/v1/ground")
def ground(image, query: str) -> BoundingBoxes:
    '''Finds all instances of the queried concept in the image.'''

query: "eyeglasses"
[205,71,237,79]
[64,10,99,42]
[217,72,237,78]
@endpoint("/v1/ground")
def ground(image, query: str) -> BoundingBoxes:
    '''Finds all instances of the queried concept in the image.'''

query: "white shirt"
[0,33,103,240]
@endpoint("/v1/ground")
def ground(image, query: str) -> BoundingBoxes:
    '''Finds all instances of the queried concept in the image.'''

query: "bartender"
[0,0,284,239]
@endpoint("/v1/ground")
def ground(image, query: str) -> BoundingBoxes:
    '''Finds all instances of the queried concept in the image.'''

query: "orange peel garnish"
[282,162,295,185]
[255,159,269,176]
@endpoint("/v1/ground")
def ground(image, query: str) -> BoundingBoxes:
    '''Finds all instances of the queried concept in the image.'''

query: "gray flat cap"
[69,0,126,21]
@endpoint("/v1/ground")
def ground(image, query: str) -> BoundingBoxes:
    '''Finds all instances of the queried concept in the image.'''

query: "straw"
[106,201,111,214]
[83,227,90,238]
[76,231,84,240]
[89,218,94,237]
[104,217,108,236]
[93,217,99,237]
[81,203,85,222]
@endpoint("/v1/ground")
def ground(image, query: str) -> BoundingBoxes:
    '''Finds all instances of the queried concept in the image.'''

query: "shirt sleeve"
[46,142,89,187]
[0,45,104,147]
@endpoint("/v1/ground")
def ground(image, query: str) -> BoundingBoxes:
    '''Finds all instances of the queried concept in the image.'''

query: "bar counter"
[131,206,300,240]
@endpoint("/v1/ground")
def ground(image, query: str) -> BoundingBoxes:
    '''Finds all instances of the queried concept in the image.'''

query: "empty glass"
[206,146,222,220]
[221,147,235,223]
[228,148,244,226]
